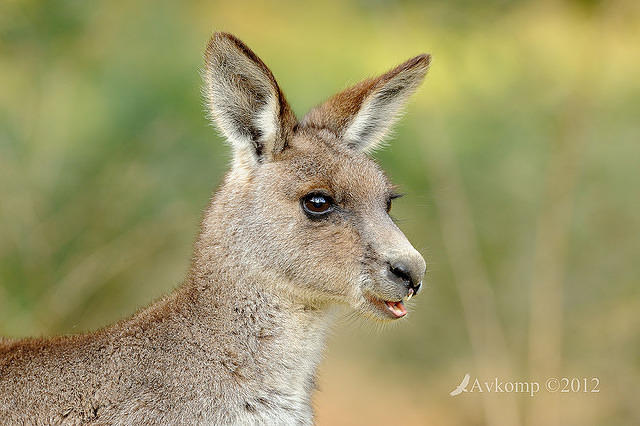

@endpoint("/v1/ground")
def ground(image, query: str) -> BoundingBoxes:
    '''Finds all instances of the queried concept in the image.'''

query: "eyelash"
[387,193,403,212]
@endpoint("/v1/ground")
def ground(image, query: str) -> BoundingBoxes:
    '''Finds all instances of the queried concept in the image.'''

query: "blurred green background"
[1,0,638,424]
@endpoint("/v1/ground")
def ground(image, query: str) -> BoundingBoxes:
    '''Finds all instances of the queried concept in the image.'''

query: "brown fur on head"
[203,32,429,320]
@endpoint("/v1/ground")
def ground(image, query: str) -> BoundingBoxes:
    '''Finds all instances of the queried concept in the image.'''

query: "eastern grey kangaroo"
[0,32,429,424]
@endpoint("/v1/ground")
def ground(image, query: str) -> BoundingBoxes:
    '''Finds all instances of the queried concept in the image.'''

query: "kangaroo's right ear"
[204,33,297,167]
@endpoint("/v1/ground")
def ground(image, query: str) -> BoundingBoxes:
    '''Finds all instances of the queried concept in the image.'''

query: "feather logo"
[449,373,471,396]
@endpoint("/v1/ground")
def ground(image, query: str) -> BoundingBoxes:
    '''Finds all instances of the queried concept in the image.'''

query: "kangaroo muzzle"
[388,257,425,296]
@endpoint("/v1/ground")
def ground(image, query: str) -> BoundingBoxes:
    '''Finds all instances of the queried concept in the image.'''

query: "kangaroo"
[0,33,429,425]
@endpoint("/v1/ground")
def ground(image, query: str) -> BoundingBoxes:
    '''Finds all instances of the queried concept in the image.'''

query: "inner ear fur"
[300,54,431,153]
[203,32,297,164]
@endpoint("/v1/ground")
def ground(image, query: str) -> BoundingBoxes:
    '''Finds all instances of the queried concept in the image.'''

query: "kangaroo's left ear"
[301,54,431,153]
[204,32,297,166]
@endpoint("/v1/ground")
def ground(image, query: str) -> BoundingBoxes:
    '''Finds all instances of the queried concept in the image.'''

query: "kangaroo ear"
[301,54,431,153]
[204,33,297,166]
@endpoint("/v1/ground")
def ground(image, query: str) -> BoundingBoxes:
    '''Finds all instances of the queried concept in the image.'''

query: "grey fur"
[0,33,429,425]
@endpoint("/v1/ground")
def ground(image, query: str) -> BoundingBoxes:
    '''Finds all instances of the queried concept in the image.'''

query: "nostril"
[389,262,413,286]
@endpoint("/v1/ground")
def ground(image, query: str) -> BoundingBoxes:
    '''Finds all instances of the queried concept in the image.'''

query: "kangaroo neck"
[180,255,335,418]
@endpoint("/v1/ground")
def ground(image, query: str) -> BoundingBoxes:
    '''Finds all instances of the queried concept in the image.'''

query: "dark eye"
[387,193,403,213]
[302,193,334,216]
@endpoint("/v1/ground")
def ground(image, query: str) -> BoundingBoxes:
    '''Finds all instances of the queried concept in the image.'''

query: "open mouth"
[383,300,407,318]
[364,290,414,319]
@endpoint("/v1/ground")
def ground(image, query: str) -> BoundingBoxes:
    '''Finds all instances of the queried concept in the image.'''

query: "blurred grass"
[1,0,639,424]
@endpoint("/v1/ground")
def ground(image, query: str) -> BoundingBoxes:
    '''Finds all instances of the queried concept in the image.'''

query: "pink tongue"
[385,301,407,317]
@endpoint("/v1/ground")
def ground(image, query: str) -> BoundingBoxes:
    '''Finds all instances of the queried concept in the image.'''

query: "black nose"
[388,262,422,294]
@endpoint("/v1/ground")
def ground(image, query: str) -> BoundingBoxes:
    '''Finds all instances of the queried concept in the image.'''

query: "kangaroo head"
[203,33,429,320]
